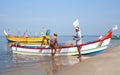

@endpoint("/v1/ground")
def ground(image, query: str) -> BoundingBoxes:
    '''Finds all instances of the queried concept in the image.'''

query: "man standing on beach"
[73,19,82,59]
[73,27,82,59]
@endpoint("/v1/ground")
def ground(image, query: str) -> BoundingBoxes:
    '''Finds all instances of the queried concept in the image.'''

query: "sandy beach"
[56,44,120,75]
[1,44,120,75]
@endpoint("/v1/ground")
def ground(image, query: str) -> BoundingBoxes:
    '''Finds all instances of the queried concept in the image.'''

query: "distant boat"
[4,30,50,43]
[112,37,120,40]
[11,30,112,56]
[111,35,120,40]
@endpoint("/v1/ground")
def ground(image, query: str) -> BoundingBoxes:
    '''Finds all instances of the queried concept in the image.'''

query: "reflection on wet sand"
[45,57,61,75]
[12,54,81,75]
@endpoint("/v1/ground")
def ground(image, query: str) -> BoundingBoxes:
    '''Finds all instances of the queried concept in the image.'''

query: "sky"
[0,0,120,36]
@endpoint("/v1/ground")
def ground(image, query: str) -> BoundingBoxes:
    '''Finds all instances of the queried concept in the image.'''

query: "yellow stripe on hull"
[6,35,50,43]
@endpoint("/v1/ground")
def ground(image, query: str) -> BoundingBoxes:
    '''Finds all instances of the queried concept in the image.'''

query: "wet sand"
[56,44,120,75]
[0,55,80,75]
[1,45,120,75]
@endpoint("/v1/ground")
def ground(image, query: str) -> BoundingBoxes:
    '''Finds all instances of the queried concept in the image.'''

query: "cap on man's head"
[54,32,57,36]
[75,27,79,30]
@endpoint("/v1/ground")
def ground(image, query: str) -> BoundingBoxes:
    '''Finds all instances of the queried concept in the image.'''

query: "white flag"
[4,30,8,36]
[112,24,118,31]
[73,19,79,28]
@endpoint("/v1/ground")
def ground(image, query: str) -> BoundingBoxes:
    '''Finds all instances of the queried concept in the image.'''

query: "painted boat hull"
[6,35,50,43]
[12,43,108,56]
[11,31,112,56]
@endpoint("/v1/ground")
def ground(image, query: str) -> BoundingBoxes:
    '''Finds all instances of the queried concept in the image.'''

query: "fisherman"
[41,36,49,46]
[23,32,28,38]
[50,33,58,57]
[41,29,50,47]
[73,27,82,59]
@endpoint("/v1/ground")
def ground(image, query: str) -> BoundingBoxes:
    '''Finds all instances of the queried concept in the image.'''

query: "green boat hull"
[111,38,120,40]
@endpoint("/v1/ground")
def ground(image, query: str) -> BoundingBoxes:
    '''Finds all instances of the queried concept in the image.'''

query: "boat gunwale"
[12,37,111,50]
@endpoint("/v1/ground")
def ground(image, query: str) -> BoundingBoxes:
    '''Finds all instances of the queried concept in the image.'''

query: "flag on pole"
[73,19,79,28]
[4,30,8,36]
[73,19,82,43]
[112,24,118,31]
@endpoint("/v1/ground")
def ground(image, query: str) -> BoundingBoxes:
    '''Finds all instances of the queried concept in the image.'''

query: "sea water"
[0,36,120,75]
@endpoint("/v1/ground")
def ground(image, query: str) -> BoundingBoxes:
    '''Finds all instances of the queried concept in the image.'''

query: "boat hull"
[6,35,50,43]
[111,38,120,40]
[11,38,111,56]
[12,45,108,56]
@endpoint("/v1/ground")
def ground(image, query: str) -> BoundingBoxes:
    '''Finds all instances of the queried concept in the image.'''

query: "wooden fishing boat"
[4,30,50,43]
[11,30,112,56]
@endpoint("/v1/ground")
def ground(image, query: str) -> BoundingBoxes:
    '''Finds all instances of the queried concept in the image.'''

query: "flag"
[73,19,82,44]
[73,19,79,28]
[4,30,8,36]
[112,24,118,31]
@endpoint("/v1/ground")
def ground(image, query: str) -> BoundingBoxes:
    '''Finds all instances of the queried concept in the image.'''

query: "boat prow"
[4,29,8,36]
